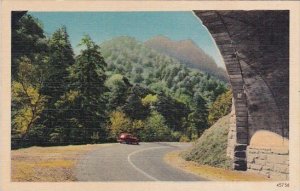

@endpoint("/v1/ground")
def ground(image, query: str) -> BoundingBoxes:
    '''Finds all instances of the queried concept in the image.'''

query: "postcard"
[1,1,299,191]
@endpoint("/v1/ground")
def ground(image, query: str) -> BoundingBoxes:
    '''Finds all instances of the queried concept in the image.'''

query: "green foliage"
[179,135,190,142]
[182,115,232,168]
[105,74,130,111]
[154,93,190,131]
[187,93,209,138]
[11,58,47,136]
[11,14,231,147]
[64,35,109,143]
[12,14,48,79]
[142,111,172,142]
[101,36,227,105]
[141,94,158,107]
[208,90,233,126]
[42,26,75,99]
[109,111,132,138]
[122,93,150,120]
[38,27,75,144]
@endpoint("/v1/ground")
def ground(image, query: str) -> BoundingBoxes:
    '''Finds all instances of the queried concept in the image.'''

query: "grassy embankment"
[165,114,269,181]
[11,144,112,181]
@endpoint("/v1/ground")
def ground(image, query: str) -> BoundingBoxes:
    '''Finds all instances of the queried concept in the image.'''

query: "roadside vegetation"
[11,144,112,181]
[181,114,232,169]
[179,91,233,170]
[165,151,268,181]
[12,13,231,148]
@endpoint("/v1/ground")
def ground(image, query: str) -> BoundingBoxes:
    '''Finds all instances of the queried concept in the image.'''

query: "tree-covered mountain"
[144,36,228,81]
[101,36,227,105]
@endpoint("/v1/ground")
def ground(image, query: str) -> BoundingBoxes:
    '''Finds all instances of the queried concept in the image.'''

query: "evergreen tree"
[208,89,232,126]
[105,74,130,111]
[39,27,75,145]
[122,92,149,120]
[42,26,75,101]
[188,93,208,137]
[12,14,48,79]
[154,93,190,131]
[67,35,108,143]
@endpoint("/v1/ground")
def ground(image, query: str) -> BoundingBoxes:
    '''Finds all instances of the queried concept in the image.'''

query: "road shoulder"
[11,143,114,181]
[164,150,270,181]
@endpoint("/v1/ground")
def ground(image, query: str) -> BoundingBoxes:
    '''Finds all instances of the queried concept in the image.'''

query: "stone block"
[249,164,262,171]
[260,148,272,154]
[237,132,248,139]
[270,172,288,181]
[267,154,288,165]
[236,111,248,117]
[274,164,289,174]
[234,160,247,171]
[260,170,271,177]
[211,32,229,39]
[236,126,248,133]
[262,163,274,171]
[234,151,246,158]
[247,154,257,163]
[236,138,248,144]
[236,121,248,127]
[234,156,246,162]
[234,144,247,151]
[259,154,267,160]
[271,148,289,155]
[255,158,266,166]
[247,148,259,154]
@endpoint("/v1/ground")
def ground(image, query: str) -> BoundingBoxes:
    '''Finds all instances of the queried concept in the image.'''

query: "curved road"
[75,142,206,181]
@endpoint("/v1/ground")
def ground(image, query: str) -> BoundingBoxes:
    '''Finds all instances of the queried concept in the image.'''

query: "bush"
[109,110,132,138]
[179,135,190,142]
[142,111,171,141]
[170,131,182,142]
[208,90,232,126]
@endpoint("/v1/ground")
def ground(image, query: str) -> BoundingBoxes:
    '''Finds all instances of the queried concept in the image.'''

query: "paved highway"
[75,142,206,181]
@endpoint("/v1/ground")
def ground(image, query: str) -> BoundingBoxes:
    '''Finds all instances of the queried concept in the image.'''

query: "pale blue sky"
[29,11,224,68]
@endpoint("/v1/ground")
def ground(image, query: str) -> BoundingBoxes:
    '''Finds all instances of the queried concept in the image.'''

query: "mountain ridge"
[144,35,228,81]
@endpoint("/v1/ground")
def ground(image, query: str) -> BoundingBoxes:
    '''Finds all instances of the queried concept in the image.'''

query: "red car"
[117,133,139,144]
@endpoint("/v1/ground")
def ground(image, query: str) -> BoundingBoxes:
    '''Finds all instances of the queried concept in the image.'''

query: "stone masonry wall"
[226,99,236,158]
[247,147,289,180]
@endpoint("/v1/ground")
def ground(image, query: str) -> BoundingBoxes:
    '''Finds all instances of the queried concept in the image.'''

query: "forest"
[11,14,232,148]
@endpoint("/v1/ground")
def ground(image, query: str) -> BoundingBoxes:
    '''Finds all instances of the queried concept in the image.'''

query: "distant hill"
[100,36,227,105]
[145,36,228,81]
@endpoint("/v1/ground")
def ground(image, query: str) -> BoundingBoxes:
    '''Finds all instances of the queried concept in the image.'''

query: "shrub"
[208,90,232,126]
[142,111,171,141]
[109,110,132,138]
[179,135,190,142]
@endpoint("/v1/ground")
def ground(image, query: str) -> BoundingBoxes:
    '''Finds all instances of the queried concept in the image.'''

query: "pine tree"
[43,26,75,101]
[67,35,108,143]
[12,14,48,79]
[188,93,208,137]
[39,27,75,145]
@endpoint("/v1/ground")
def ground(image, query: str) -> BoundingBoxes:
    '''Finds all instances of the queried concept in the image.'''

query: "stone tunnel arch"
[193,11,289,179]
